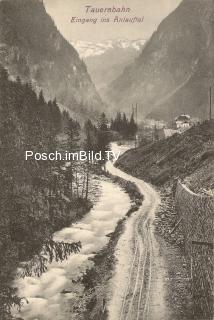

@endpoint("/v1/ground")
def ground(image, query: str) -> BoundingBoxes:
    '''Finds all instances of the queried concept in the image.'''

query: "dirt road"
[106,145,172,320]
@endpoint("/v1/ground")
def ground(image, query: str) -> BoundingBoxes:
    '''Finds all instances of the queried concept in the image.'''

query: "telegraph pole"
[136,103,138,125]
[131,103,139,149]
[135,103,138,149]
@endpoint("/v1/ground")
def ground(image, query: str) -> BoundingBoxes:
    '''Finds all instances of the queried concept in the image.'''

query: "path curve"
[106,144,171,320]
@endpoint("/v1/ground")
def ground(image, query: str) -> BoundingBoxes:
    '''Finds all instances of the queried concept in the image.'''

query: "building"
[175,114,191,130]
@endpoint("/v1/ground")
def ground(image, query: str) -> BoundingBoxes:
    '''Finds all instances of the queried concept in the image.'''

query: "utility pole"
[131,103,139,149]
[209,86,212,120]
[135,103,138,149]
[136,103,138,125]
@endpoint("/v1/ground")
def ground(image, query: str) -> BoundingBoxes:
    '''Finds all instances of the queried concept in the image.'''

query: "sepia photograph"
[0,0,213,319]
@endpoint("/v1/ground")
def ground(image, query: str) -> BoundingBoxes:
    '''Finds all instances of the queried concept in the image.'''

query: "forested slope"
[0,65,106,319]
[0,0,104,120]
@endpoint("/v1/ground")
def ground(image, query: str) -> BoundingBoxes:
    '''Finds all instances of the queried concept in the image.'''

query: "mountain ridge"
[104,0,214,120]
[0,0,104,120]
[72,39,146,58]
[72,39,146,94]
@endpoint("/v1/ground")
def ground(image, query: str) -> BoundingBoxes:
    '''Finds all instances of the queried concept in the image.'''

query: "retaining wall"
[175,181,214,319]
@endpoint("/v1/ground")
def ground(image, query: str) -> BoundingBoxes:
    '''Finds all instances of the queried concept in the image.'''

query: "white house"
[175,114,191,130]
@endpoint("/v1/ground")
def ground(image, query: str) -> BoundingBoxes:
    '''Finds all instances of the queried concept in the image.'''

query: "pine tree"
[39,90,45,105]
[83,120,99,199]
[97,113,110,164]
[129,112,138,137]
[110,111,137,138]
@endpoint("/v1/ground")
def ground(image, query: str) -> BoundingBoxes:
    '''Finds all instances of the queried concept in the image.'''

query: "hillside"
[0,0,103,120]
[117,121,214,191]
[104,0,214,121]
[0,64,103,318]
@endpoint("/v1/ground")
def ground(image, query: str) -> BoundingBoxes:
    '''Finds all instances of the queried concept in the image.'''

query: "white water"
[13,144,132,320]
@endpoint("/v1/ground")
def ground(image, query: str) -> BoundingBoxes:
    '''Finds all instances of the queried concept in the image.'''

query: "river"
[13,143,132,320]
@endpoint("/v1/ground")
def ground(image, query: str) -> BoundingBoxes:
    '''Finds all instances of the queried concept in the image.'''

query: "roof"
[175,114,191,122]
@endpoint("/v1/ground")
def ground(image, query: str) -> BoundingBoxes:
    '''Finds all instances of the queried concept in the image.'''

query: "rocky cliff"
[0,0,103,120]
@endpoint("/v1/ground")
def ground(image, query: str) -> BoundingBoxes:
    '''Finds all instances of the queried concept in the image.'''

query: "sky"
[44,0,182,42]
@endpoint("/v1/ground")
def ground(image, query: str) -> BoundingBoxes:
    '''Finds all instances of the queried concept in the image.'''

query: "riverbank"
[3,197,93,320]
[73,174,143,319]
[1,193,93,320]
[12,170,132,320]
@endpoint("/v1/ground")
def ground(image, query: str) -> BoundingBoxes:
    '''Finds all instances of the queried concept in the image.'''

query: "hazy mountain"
[72,39,146,92]
[104,0,214,121]
[0,0,103,120]
[72,39,146,58]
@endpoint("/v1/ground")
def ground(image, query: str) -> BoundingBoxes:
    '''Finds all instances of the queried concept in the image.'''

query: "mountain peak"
[72,39,146,58]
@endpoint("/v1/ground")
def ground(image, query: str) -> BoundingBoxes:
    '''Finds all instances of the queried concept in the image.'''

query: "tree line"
[0,65,110,318]
[110,112,138,138]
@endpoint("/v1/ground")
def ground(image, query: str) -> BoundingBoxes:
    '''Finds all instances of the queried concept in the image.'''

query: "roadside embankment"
[116,121,214,250]
[175,181,214,319]
[81,175,143,319]
[116,121,214,318]
[116,121,214,188]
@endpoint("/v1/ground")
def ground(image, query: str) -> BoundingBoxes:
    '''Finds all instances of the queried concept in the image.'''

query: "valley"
[0,0,213,319]
[72,39,146,93]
